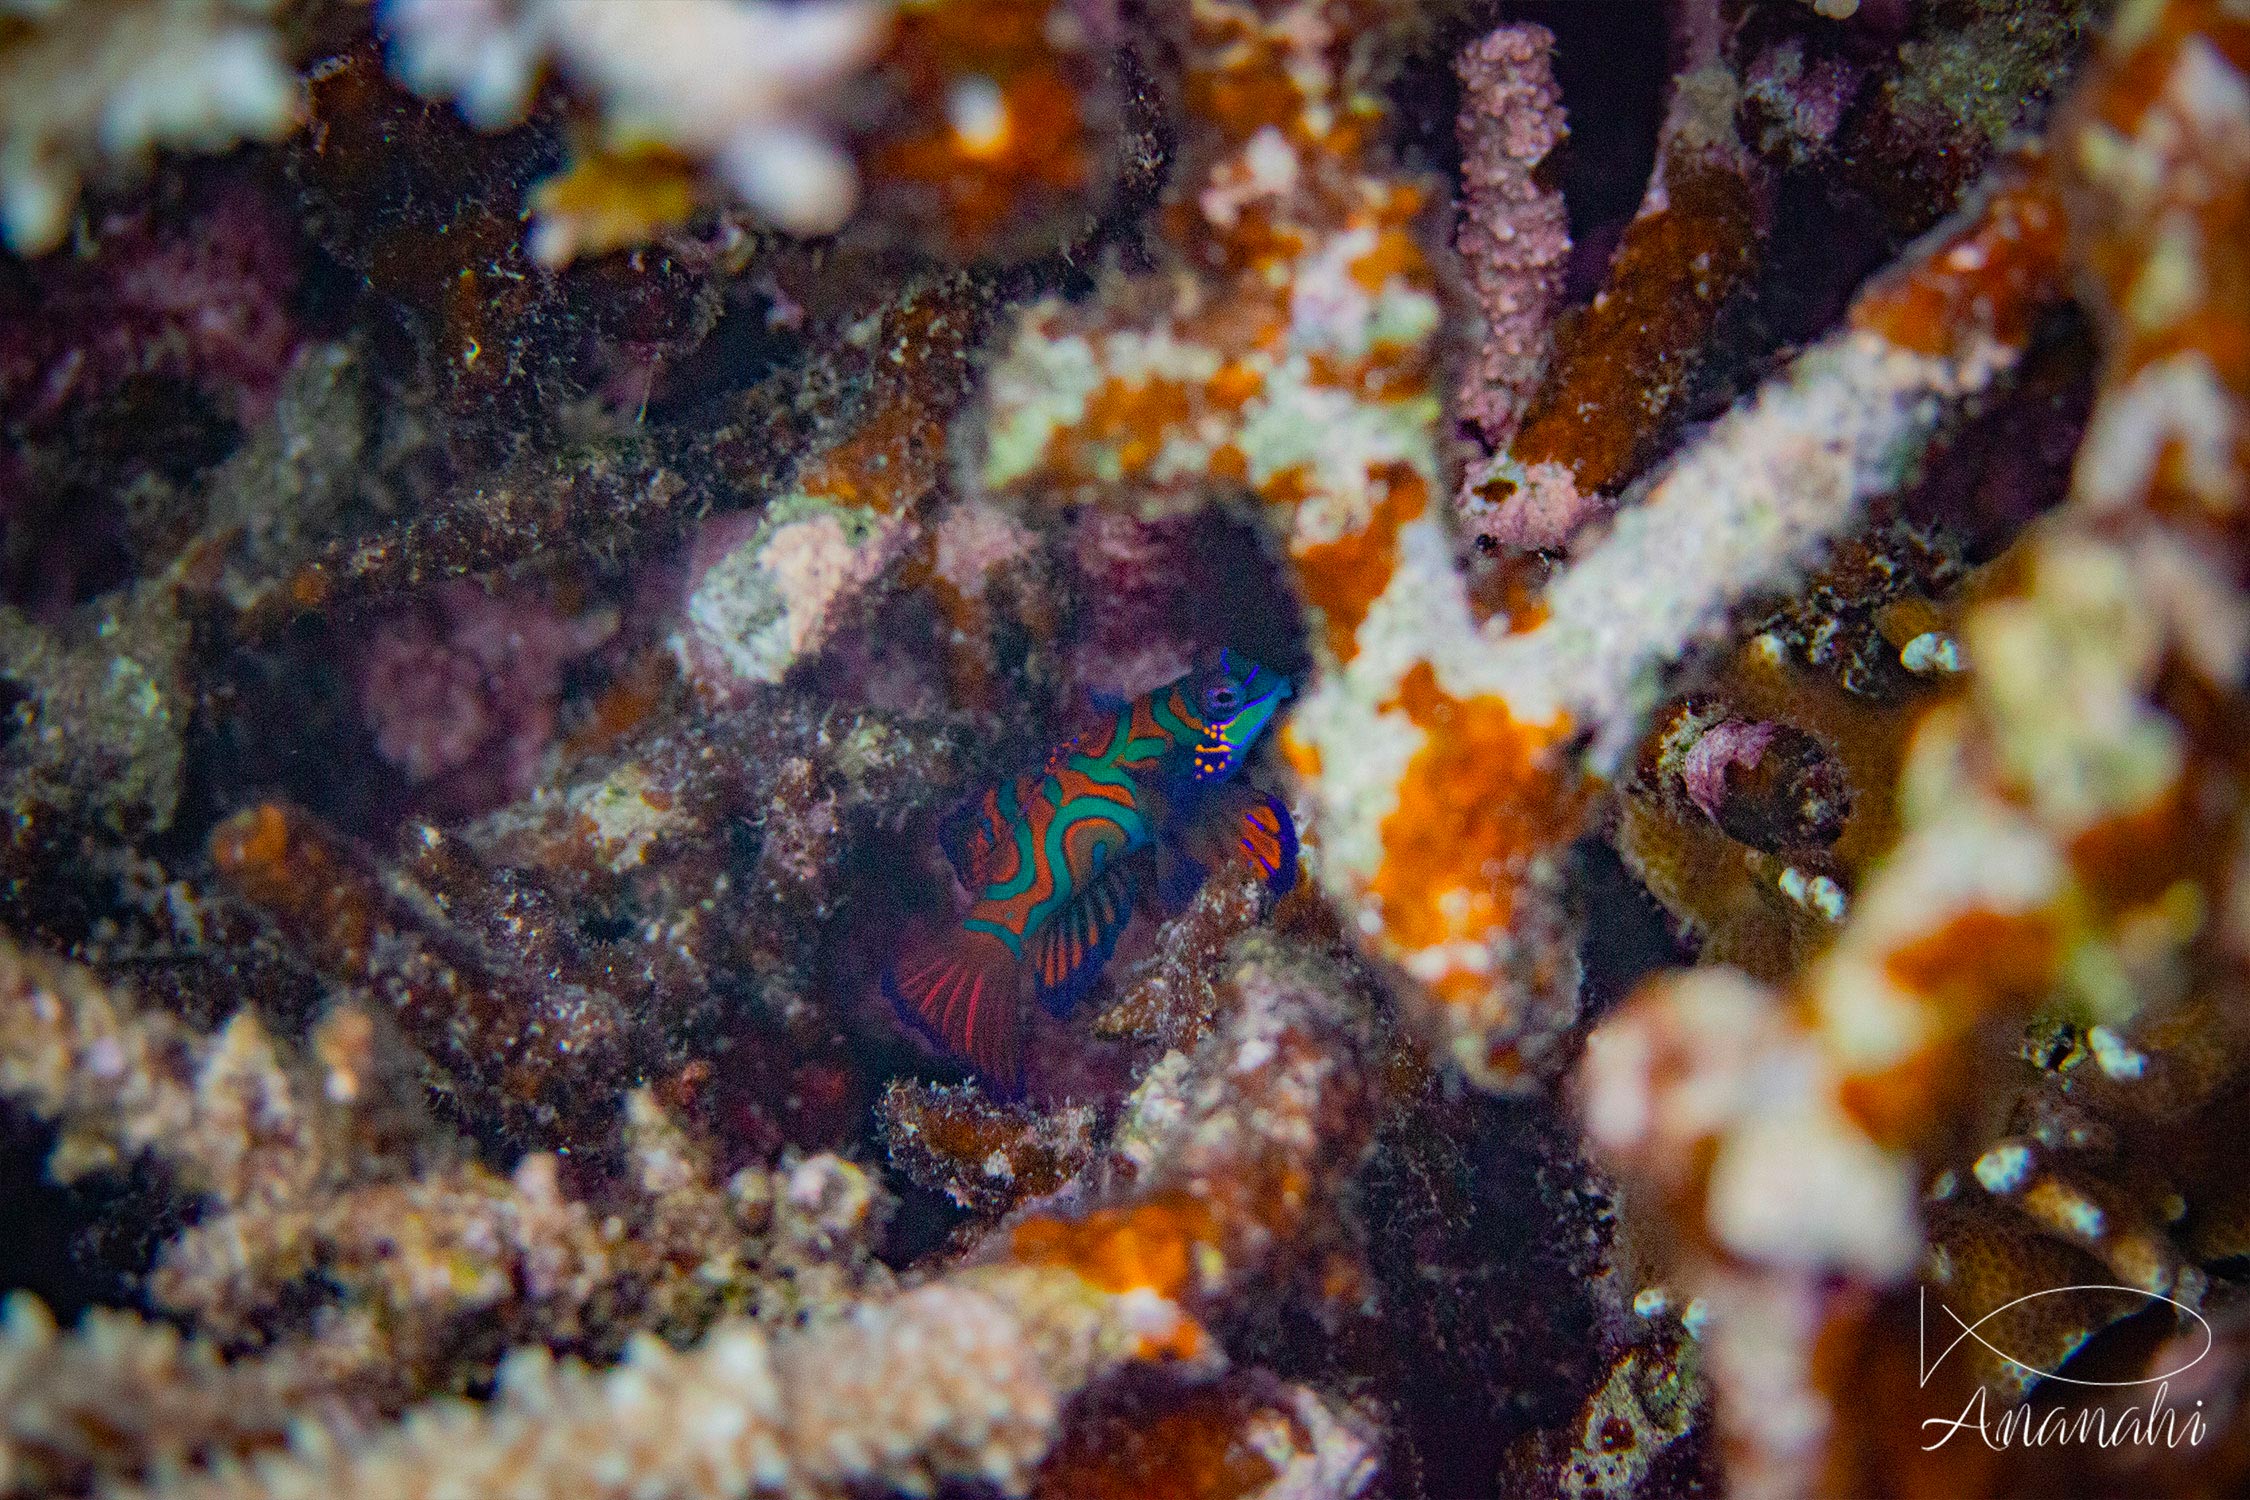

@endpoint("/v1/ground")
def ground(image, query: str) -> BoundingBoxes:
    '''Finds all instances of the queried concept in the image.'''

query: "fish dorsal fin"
[884,926,1025,1092]
[1030,857,1135,1017]
[938,785,1010,890]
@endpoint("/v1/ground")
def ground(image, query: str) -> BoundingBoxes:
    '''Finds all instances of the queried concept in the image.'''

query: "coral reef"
[151,1271,1144,1500]
[1450,23,1570,457]
[0,179,301,436]
[0,929,893,1491]
[1580,3,2250,1495]
[671,280,988,699]
[1462,0,1769,556]
[2,0,2248,1495]
[0,0,300,255]
[877,1078,1098,1217]
[354,580,616,818]
[380,0,889,237]
[208,802,638,1147]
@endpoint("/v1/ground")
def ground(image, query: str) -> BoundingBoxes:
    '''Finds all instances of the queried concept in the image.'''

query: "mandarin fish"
[884,651,1298,1090]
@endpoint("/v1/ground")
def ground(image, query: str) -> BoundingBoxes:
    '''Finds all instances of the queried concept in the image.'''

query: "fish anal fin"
[1031,860,1135,1018]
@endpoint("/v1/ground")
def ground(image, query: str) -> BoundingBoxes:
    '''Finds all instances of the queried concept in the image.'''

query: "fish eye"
[1203,680,1242,716]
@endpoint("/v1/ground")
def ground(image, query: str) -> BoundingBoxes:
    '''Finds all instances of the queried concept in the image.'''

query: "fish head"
[1181,648,1293,782]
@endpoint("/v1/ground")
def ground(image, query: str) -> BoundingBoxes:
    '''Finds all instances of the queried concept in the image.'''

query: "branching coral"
[877,1079,1097,1217]
[1008,931,1378,1334]
[1461,0,1768,556]
[0,928,900,1489]
[149,1268,1158,1500]
[981,0,2067,1094]
[1092,859,1278,1052]
[451,677,981,1067]
[380,0,889,238]
[0,928,345,1203]
[148,1103,888,1352]
[0,0,300,254]
[850,0,1126,264]
[0,1296,341,1497]
[209,802,637,1148]
[0,876,1379,1499]
[1579,2,2250,1492]
[1032,1371,1378,1500]
[1449,23,1569,458]
[672,279,989,698]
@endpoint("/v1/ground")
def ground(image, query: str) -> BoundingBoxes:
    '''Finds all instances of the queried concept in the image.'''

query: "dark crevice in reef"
[1508,0,1670,306]
[0,1111,166,1323]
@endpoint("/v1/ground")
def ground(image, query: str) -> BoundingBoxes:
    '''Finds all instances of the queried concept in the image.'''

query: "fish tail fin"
[883,924,1025,1092]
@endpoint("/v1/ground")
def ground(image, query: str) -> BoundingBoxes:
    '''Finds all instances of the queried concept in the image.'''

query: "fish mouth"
[1226,678,1293,750]
[1238,660,1292,705]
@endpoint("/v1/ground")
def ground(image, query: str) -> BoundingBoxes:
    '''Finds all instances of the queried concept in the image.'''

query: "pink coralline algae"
[0,181,304,611]
[1450,23,1570,457]
[1064,510,1203,702]
[355,582,616,819]
[0,184,301,434]
[671,504,915,702]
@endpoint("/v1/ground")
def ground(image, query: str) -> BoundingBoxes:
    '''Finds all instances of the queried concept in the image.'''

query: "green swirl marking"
[1020,795,1146,937]
[1150,689,1200,747]
[980,779,1040,901]
[962,914,1026,958]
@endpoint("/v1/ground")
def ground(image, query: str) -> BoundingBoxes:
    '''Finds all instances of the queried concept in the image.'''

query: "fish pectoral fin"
[1174,783,1300,898]
[1232,787,1300,895]
[884,926,1025,1092]
[1030,859,1135,1018]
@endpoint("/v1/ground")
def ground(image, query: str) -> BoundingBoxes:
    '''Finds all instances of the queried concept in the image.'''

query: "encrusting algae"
[2,0,2250,1497]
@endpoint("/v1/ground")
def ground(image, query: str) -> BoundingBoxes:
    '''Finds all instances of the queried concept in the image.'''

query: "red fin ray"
[883,926,1025,1091]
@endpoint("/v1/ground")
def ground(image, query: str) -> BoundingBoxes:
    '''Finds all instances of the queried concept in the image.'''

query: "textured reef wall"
[2,0,2248,1496]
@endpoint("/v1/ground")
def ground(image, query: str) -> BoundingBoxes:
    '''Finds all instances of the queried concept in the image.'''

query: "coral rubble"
[2,0,2248,1495]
